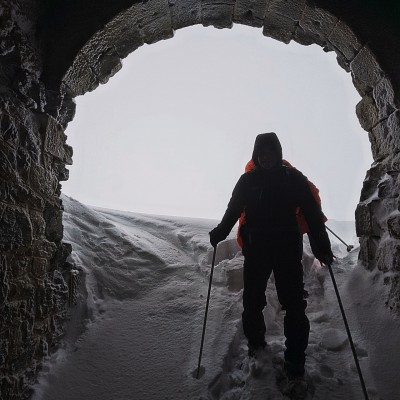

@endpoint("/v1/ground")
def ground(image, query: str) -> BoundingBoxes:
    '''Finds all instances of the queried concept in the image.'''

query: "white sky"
[62,24,373,221]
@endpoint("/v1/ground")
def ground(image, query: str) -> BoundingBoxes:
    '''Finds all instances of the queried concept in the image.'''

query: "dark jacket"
[216,165,332,256]
[213,132,332,259]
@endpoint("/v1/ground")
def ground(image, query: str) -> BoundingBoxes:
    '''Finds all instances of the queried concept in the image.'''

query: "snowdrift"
[31,195,400,400]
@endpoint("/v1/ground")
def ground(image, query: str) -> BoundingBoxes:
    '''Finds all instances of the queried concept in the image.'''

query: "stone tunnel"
[1,0,400,398]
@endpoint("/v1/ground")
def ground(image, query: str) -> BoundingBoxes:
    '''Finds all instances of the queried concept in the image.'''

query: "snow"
[31,195,400,400]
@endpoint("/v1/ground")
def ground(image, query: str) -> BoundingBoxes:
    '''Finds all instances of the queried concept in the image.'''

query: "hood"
[251,132,283,168]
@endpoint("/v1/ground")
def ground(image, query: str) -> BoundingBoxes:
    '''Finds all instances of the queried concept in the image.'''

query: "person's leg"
[273,237,309,377]
[242,245,272,350]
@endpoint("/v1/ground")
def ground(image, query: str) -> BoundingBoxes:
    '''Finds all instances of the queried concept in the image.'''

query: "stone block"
[381,198,398,217]
[0,255,10,304]
[373,76,398,121]
[356,200,383,237]
[384,274,400,313]
[35,284,54,320]
[263,10,295,44]
[29,163,58,198]
[372,199,393,235]
[350,45,385,92]
[80,36,122,85]
[91,9,144,60]
[63,52,100,97]
[49,242,72,274]
[0,141,17,180]
[355,202,372,237]
[377,239,400,272]
[389,152,400,172]
[57,91,76,127]
[16,146,34,184]
[328,20,362,62]
[34,337,49,360]
[355,94,379,132]
[18,120,42,166]
[43,202,63,242]
[1,299,34,331]
[33,317,52,336]
[51,270,69,313]
[388,214,400,239]
[370,110,400,160]
[268,0,305,22]
[53,160,70,182]
[201,0,235,29]
[0,109,20,148]
[0,179,44,210]
[0,337,8,366]
[0,205,32,251]
[96,50,123,85]
[377,172,393,199]
[31,258,48,280]
[294,25,324,47]
[359,176,374,204]
[43,88,63,120]
[334,52,351,73]
[8,278,35,302]
[233,0,270,27]
[9,257,33,280]
[130,0,174,44]
[28,239,57,260]
[358,236,378,271]
[169,0,202,30]
[44,117,72,164]
[298,5,337,45]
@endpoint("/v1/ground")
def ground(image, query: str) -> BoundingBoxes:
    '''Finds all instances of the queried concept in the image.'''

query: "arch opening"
[62,24,372,226]
[59,1,400,313]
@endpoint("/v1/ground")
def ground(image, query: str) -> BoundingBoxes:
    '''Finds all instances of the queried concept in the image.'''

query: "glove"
[316,252,335,266]
[209,226,227,248]
[309,231,334,265]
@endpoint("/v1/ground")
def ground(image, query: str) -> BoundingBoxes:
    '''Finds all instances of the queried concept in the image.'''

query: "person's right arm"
[209,174,248,247]
[295,172,334,265]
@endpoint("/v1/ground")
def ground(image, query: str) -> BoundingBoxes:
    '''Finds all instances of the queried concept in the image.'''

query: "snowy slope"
[31,196,400,400]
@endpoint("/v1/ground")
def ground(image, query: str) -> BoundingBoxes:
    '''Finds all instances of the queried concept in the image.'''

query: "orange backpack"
[236,160,327,248]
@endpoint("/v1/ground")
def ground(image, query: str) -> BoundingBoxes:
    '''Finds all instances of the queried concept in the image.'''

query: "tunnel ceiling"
[38,0,400,94]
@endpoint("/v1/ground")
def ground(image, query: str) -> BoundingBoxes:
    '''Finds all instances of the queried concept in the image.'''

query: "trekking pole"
[196,246,217,379]
[326,226,354,252]
[326,262,370,400]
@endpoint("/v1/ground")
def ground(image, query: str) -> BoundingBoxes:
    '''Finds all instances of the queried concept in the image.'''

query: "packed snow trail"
[31,196,400,400]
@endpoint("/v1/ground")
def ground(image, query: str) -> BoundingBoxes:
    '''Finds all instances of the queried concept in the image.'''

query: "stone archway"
[61,0,400,307]
[1,1,400,398]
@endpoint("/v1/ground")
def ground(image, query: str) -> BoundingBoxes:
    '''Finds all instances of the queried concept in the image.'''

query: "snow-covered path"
[31,196,400,400]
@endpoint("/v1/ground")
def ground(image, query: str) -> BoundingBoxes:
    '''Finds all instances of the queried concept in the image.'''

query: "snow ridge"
[31,196,400,400]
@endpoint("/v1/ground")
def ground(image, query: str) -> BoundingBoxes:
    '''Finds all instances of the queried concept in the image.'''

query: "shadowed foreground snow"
[32,195,400,400]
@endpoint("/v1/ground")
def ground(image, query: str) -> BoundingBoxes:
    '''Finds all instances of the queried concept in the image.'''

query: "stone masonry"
[1,0,400,399]
[0,1,77,399]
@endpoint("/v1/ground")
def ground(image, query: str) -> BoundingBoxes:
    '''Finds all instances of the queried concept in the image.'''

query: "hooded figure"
[251,132,283,169]
[209,132,333,380]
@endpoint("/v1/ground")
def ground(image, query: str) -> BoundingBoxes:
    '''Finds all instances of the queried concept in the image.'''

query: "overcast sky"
[62,24,373,222]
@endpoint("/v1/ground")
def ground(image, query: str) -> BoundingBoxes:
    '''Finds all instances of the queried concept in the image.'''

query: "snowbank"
[31,196,400,400]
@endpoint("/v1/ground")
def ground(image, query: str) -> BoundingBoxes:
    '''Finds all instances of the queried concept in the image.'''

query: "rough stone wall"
[0,2,76,399]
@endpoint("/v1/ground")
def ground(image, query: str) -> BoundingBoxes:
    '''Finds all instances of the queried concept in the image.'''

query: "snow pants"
[242,232,310,373]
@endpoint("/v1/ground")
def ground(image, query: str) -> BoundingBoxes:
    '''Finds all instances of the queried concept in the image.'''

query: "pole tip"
[192,366,205,379]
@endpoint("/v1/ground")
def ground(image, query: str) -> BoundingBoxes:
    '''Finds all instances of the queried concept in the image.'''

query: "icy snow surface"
[32,195,400,400]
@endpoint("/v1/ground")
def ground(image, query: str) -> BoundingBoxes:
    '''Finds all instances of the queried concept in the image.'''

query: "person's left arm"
[295,172,334,264]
